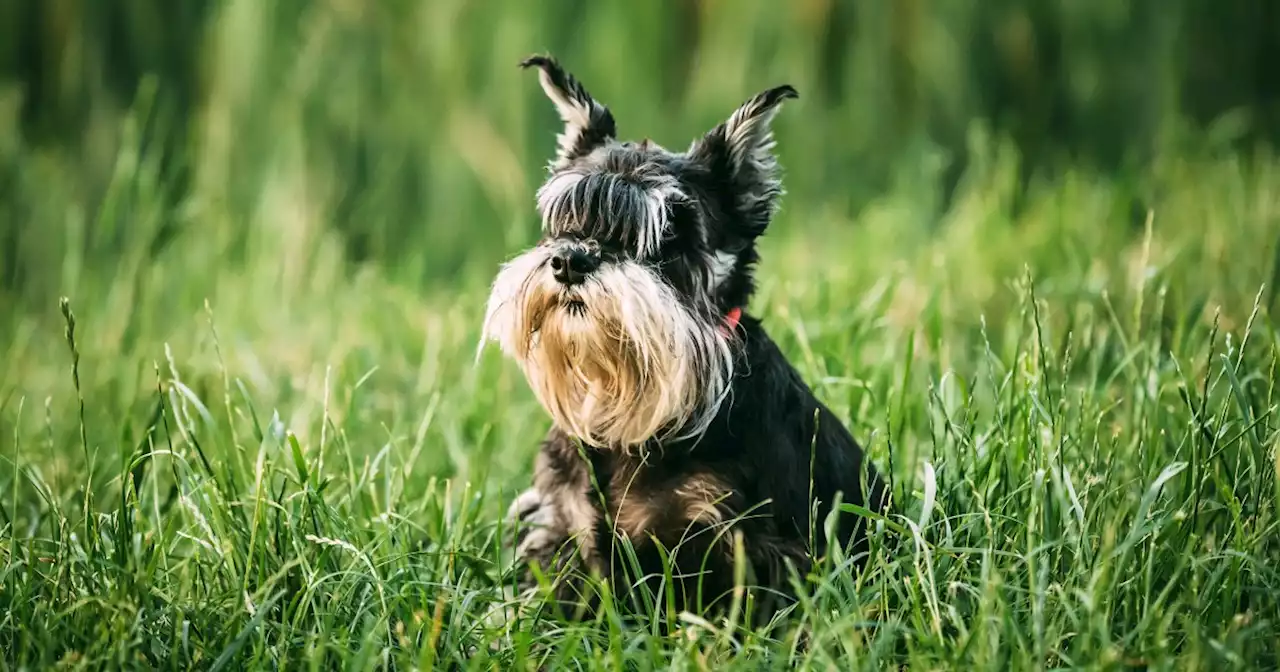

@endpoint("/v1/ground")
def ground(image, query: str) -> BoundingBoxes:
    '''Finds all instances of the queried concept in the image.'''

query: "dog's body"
[482,55,888,621]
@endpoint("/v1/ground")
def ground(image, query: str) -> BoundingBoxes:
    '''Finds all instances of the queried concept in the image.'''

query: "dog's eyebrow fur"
[536,165,684,259]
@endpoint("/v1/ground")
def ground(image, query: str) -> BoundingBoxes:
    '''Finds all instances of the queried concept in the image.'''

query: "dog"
[480,54,889,623]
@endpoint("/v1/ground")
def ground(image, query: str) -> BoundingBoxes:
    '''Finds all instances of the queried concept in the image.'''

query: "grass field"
[3,1,1280,669]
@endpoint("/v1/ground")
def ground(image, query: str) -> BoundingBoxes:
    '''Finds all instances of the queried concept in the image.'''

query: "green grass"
[3,1,1280,669]
[3,146,1279,670]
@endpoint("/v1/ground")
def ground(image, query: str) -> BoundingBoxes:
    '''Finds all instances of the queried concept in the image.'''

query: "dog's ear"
[688,85,797,238]
[521,55,617,169]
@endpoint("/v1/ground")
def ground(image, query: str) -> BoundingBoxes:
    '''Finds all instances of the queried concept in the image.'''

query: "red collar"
[721,306,743,337]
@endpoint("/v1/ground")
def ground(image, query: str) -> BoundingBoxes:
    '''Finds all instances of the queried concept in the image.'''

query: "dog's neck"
[583,310,771,462]
[558,305,751,455]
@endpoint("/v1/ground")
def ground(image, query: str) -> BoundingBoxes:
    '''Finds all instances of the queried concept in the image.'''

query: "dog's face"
[481,55,796,450]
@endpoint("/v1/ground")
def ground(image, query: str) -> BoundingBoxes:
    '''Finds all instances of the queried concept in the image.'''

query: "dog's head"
[481,54,796,450]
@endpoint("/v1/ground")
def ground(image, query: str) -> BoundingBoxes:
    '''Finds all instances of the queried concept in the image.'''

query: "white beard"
[479,245,736,451]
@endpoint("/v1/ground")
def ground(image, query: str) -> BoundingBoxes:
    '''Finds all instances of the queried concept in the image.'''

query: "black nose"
[550,248,599,285]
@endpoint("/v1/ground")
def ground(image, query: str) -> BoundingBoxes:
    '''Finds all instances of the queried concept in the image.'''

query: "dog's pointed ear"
[521,55,617,168]
[688,85,798,237]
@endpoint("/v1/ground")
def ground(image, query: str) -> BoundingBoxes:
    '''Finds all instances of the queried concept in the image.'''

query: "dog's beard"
[480,246,736,450]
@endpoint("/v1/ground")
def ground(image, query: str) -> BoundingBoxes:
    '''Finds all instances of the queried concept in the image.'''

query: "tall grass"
[2,0,1279,669]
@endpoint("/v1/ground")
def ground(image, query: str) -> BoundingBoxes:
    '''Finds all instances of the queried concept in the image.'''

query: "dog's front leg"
[504,434,604,619]
[506,486,576,585]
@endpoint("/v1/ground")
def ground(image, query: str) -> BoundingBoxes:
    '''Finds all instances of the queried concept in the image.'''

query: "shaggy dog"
[481,54,889,622]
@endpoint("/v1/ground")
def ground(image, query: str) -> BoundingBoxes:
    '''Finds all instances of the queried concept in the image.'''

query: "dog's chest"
[590,452,737,544]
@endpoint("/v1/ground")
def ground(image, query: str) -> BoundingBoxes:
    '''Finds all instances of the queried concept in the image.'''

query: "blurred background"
[3,0,1278,301]
[1,0,1278,486]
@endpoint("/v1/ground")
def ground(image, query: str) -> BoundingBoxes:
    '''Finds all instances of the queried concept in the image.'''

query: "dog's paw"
[488,490,579,632]
[506,488,569,562]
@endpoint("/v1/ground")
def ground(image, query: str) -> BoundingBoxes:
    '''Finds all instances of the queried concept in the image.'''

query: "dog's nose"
[550,248,598,285]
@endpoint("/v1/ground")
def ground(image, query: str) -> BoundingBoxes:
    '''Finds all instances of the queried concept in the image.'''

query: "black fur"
[503,55,889,624]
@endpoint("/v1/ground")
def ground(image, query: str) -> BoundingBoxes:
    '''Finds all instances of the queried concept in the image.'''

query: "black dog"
[481,54,888,622]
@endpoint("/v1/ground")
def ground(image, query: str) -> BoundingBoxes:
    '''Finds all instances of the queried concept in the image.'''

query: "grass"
[3,2,1280,669]
[3,145,1279,670]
